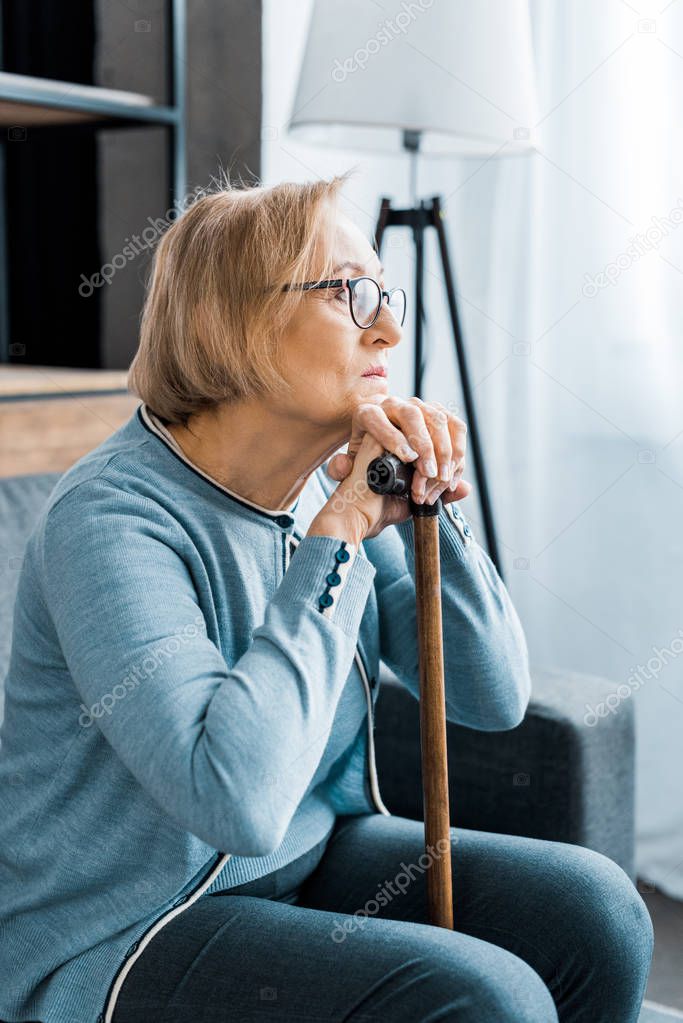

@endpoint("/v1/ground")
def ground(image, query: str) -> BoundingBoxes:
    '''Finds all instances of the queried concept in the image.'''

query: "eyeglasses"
[281,276,407,330]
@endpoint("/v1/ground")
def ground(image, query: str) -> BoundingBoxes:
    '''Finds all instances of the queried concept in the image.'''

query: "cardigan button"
[174,894,189,906]
[334,547,350,563]
[126,940,139,957]
[319,592,334,608]
[326,571,341,586]
[275,515,292,528]
[463,524,471,536]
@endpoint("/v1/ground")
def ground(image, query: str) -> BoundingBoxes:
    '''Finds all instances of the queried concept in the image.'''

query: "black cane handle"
[367,452,441,517]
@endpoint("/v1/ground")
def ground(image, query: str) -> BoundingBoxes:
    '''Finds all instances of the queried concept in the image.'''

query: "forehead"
[327,211,383,277]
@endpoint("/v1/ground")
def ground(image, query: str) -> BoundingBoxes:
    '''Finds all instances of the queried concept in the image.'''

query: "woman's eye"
[334,289,347,302]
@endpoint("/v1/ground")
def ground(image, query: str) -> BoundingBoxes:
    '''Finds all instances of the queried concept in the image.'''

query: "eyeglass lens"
[351,278,405,327]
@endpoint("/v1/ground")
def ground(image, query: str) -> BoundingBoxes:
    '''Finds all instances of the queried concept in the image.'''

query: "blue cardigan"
[0,403,531,1023]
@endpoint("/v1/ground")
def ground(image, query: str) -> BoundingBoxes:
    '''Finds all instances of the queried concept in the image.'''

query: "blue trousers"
[112,813,654,1022]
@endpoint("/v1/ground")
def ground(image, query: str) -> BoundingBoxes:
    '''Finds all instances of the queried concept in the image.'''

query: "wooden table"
[0,366,139,477]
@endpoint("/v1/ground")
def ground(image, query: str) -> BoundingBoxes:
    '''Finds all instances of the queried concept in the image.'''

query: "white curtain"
[263,0,683,896]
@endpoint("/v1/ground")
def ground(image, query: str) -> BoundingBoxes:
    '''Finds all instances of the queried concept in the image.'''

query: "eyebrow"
[332,260,385,278]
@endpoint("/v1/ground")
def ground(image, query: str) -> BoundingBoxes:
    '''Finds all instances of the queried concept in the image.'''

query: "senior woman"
[0,174,652,1023]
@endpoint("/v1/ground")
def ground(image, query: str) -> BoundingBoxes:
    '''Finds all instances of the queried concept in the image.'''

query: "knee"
[458,957,558,1023]
[559,847,654,976]
[421,938,559,1023]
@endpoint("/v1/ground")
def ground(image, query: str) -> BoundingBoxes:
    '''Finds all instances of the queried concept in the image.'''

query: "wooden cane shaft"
[413,513,454,930]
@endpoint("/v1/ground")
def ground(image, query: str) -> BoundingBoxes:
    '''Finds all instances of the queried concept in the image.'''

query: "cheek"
[287,309,358,383]
[293,360,356,411]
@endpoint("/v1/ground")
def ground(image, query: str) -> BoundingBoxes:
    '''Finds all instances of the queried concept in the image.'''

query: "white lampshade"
[288,0,539,157]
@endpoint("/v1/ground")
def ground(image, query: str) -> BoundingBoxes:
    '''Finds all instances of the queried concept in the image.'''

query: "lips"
[362,365,387,378]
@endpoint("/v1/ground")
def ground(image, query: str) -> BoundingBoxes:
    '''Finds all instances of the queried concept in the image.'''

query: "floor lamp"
[287,0,538,575]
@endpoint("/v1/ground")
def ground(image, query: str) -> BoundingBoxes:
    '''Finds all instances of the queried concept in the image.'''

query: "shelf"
[0,365,129,398]
[0,71,177,127]
[0,0,187,368]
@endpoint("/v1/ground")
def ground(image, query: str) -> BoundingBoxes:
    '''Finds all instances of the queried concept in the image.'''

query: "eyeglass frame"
[281,276,407,330]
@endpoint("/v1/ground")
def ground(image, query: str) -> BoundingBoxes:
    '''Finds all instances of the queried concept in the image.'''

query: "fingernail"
[439,462,450,482]
[425,458,437,477]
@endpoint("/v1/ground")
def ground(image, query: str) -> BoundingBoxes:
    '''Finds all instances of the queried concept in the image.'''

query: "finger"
[423,478,451,505]
[409,398,453,482]
[413,467,468,505]
[326,452,354,482]
[411,468,430,504]
[441,478,472,503]
[424,460,469,504]
[445,409,468,474]
[448,457,465,490]
[381,398,436,479]
[350,401,420,464]
[425,401,468,483]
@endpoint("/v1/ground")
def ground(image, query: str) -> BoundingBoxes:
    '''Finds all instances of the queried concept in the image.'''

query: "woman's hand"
[310,396,472,544]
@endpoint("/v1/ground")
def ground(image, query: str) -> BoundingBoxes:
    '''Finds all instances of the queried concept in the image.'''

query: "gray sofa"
[375,664,635,878]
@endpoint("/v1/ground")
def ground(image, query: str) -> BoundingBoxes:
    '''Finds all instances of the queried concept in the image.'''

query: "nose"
[364,300,402,348]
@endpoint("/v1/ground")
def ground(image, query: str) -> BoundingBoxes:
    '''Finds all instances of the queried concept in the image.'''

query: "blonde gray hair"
[127,171,353,425]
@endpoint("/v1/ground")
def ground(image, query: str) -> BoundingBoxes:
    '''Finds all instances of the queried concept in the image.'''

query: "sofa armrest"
[373,664,635,878]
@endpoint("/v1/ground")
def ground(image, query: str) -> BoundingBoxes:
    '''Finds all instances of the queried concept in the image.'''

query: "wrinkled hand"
[324,395,472,540]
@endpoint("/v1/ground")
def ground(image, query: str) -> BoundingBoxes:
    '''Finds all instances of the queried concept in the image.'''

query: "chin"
[352,381,388,402]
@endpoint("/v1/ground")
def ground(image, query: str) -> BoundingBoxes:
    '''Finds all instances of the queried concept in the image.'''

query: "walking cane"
[367,452,454,930]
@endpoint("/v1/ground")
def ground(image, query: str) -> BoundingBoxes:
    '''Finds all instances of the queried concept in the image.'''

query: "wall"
[96,0,262,369]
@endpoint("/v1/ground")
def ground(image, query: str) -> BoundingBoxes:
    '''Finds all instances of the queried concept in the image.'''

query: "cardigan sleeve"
[40,476,376,859]
[361,499,532,731]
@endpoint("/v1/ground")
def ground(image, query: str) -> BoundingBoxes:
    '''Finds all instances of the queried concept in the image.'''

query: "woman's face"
[276,210,403,427]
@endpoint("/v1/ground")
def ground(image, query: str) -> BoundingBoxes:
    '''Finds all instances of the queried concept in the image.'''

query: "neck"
[166,400,350,511]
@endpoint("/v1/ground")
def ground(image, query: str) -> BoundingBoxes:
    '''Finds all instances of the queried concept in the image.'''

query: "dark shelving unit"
[0,0,187,363]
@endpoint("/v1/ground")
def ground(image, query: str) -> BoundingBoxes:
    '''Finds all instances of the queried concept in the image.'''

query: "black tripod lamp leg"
[431,197,504,578]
